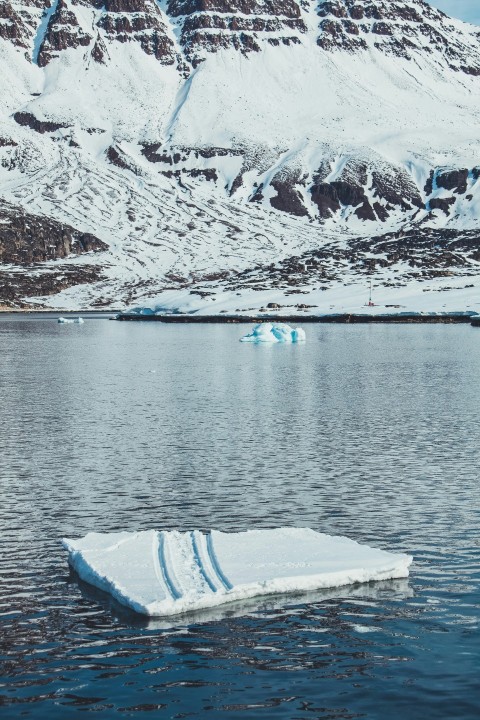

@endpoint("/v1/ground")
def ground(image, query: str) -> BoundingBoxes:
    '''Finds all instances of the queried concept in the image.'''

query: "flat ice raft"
[240,323,306,343]
[63,529,412,617]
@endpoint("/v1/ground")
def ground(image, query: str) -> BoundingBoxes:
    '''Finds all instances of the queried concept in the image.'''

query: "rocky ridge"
[317,1,480,75]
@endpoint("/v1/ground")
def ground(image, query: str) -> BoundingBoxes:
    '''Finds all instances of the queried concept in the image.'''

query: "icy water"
[1,317,479,719]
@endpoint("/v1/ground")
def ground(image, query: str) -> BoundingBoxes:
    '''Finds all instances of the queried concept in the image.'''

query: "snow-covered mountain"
[0,0,479,312]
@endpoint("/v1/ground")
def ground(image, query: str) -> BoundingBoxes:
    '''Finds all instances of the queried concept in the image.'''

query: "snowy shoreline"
[1,310,478,324]
[115,313,479,324]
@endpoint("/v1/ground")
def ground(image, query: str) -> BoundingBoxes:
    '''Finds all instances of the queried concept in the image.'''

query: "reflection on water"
[74,574,414,631]
[0,318,479,718]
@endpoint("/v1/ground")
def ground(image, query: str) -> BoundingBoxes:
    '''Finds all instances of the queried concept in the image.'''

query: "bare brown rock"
[429,196,456,215]
[316,0,480,74]
[37,0,93,67]
[436,169,469,194]
[98,0,178,65]
[13,112,69,134]
[0,200,108,265]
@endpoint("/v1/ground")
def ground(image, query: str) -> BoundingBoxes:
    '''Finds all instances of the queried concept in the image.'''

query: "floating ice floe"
[58,317,84,324]
[240,323,306,343]
[63,528,412,617]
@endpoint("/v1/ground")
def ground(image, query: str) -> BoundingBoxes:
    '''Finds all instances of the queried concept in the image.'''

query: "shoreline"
[0,309,118,315]
[116,313,479,324]
[1,310,478,325]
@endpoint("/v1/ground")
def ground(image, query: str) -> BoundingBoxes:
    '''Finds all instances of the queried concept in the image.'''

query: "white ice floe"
[63,528,412,617]
[57,317,84,324]
[240,323,306,343]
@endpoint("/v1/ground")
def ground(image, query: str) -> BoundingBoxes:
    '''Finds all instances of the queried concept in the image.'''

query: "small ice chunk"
[58,317,84,324]
[240,323,306,343]
[63,528,412,617]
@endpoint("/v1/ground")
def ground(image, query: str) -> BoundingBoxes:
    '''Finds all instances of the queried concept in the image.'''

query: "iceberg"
[240,323,306,343]
[58,317,84,324]
[63,528,412,617]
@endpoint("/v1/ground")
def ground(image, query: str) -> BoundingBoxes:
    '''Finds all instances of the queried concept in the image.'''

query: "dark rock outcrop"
[0,265,105,307]
[37,0,92,67]
[13,112,68,134]
[168,0,301,17]
[170,0,304,64]
[316,0,480,75]
[98,0,179,65]
[311,180,376,220]
[436,169,469,194]
[0,201,108,264]
[270,178,308,216]
[429,196,456,215]
[106,145,140,174]
[222,225,480,295]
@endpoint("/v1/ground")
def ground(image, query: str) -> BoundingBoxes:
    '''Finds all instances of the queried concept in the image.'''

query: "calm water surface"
[0,318,479,719]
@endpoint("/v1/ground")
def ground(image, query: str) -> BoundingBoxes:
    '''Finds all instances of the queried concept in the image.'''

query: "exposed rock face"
[22,0,186,69]
[317,0,480,75]
[222,226,480,294]
[136,135,480,224]
[98,0,180,66]
[0,1,32,48]
[0,138,18,147]
[37,0,92,66]
[13,111,68,133]
[436,169,469,195]
[268,168,308,216]
[0,265,105,306]
[3,0,479,75]
[0,201,108,264]
[309,155,424,222]
[429,196,456,215]
[0,0,50,52]
[2,0,479,75]
[168,0,305,64]
[106,144,141,173]
[311,180,375,219]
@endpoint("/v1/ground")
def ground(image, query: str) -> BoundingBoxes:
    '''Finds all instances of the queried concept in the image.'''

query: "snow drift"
[63,528,412,617]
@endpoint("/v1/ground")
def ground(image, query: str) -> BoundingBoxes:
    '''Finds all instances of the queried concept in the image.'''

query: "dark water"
[0,317,479,719]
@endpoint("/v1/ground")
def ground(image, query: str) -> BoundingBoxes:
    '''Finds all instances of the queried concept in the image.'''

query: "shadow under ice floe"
[72,571,413,630]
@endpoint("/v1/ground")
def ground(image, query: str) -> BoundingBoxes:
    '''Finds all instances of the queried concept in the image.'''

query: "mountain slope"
[0,0,479,311]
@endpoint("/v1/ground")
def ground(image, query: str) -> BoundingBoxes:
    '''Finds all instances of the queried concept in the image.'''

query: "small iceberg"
[58,317,84,324]
[240,323,306,343]
[63,528,412,617]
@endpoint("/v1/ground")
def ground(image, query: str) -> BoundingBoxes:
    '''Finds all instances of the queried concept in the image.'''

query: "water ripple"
[0,320,479,718]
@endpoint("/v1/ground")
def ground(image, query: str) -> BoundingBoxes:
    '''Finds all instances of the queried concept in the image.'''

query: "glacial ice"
[58,317,84,324]
[240,323,306,343]
[63,528,412,617]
